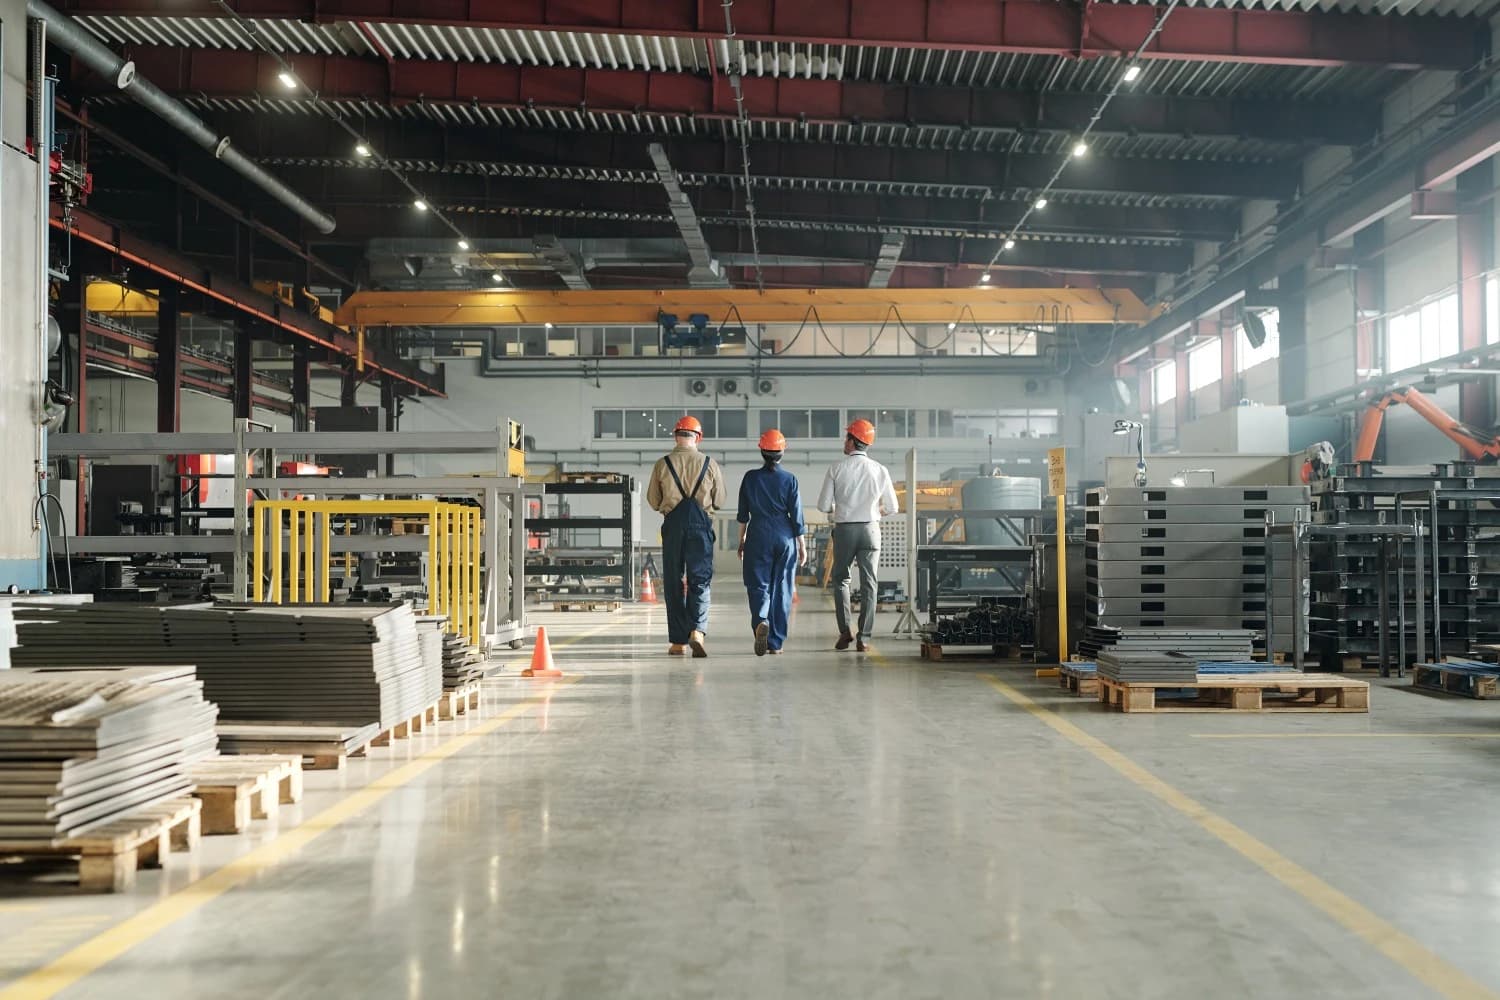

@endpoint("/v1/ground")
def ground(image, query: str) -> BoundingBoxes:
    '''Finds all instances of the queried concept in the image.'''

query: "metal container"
[961,475,1042,545]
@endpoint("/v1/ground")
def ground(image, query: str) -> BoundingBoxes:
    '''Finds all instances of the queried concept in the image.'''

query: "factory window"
[1234,309,1280,372]
[680,409,717,439]
[1386,293,1458,373]
[1152,360,1177,407]
[594,410,624,440]
[877,408,909,439]
[1487,276,1500,345]
[624,409,656,439]
[1188,339,1221,391]
[780,410,812,438]
[810,409,842,438]
[719,409,748,439]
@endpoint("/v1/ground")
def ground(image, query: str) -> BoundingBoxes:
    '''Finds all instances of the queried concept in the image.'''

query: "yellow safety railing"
[251,499,482,647]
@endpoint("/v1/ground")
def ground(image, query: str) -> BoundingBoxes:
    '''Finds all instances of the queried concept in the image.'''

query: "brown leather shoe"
[835,631,855,651]
[856,639,871,653]
[754,622,770,657]
[689,631,708,658]
[668,644,687,656]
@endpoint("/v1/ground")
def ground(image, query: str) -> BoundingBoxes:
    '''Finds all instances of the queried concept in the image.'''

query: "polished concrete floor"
[3,602,1500,999]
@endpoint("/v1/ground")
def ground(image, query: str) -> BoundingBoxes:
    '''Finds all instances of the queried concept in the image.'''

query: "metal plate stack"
[1077,626,1255,661]
[416,616,484,691]
[1085,485,1309,648]
[1310,462,1500,661]
[0,666,217,841]
[1096,650,1199,684]
[9,604,441,729]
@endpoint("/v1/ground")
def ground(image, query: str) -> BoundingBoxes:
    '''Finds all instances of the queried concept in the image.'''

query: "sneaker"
[668,644,687,656]
[856,639,871,653]
[689,631,708,658]
[767,649,784,655]
[835,631,855,651]
[754,622,770,657]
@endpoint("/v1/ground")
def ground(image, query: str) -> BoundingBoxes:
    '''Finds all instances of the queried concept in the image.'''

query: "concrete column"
[1277,267,1308,405]
[1353,224,1384,383]
[1458,162,1493,427]
[1219,313,1238,410]
[156,285,181,432]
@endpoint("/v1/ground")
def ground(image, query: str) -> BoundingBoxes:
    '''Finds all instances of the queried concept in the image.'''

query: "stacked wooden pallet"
[0,666,217,841]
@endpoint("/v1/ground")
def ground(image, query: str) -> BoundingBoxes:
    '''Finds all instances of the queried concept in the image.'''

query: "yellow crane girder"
[334,287,1153,328]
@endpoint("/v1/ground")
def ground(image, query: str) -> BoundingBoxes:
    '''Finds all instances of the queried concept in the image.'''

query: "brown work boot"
[689,631,708,658]
[835,631,855,651]
[754,622,770,657]
[668,644,687,656]
[856,638,871,653]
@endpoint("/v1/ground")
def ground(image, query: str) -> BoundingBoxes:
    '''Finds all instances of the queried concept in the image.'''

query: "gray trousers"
[831,521,880,640]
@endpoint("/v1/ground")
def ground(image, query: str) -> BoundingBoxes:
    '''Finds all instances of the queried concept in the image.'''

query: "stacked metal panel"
[0,666,217,840]
[416,616,484,691]
[1309,462,1500,660]
[1096,650,1198,683]
[9,604,441,729]
[1085,485,1309,647]
[1077,626,1255,661]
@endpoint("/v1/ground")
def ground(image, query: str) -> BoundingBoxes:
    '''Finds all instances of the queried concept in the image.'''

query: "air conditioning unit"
[753,377,779,397]
[685,377,711,397]
[717,377,742,396]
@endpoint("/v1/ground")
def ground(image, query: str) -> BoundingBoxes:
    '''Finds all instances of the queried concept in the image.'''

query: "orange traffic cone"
[640,569,657,604]
[521,626,563,678]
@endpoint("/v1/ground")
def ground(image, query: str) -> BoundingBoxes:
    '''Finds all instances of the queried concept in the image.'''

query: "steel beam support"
[292,341,311,431]
[1277,266,1308,405]
[233,320,253,419]
[1458,161,1493,427]
[61,0,1483,69]
[106,47,1382,146]
[156,285,181,432]
[869,233,905,289]
[340,365,358,407]
[379,374,396,477]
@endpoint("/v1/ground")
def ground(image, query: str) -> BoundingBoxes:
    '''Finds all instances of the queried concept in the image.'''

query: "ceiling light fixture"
[545,322,555,330]
[1072,140,1088,157]
[457,239,470,251]
[1034,197,1049,210]
[1004,238,1016,250]
[1123,64,1142,83]
[354,142,372,158]
[413,199,428,211]
[277,70,297,90]
[491,272,504,284]
[980,272,992,283]
[947,322,957,331]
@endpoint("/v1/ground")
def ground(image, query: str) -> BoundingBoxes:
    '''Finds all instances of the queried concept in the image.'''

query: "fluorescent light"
[354,142,372,158]
[457,239,470,251]
[491,272,504,284]
[1004,238,1016,250]
[1123,64,1142,83]
[277,71,297,90]
[980,272,992,283]
[544,322,555,330]
[413,199,428,211]
[1034,197,1048,210]
[1072,140,1088,157]
[947,322,957,331]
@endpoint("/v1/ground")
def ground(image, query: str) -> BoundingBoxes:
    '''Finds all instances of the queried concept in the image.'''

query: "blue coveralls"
[662,456,717,644]
[737,465,805,652]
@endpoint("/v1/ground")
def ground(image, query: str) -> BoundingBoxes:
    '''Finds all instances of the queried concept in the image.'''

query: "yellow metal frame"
[252,499,482,647]
[334,287,1153,328]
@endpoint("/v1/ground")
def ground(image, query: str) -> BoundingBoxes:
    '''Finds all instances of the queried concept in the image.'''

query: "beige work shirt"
[647,446,727,515]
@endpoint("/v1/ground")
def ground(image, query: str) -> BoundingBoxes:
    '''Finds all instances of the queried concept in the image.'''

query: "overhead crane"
[333,287,1154,329]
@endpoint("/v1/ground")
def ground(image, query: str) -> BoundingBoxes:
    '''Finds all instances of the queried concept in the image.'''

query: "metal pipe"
[26,0,337,234]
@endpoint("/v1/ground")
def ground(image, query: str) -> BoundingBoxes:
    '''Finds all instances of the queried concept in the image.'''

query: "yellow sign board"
[1047,447,1066,497]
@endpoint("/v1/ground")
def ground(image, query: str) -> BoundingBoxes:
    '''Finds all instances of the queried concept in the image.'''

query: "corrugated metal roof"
[75,15,1400,101]
[1100,0,1491,16]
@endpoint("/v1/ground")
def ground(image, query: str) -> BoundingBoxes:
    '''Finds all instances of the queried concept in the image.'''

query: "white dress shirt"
[818,452,899,523]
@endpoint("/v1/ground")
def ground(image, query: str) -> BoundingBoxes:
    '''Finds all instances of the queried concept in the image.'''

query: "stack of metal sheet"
[9,603,440,728]
[0,666,217,841]
[1096,650,1199,684]
[415,616,484,691]
[1077,626,1255,661]
[1085,485,1309,648]
[1310,462,1500,661]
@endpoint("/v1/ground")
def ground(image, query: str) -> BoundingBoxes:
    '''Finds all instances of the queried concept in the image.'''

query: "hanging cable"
[720,0,765,292]
[981,0,1181,275]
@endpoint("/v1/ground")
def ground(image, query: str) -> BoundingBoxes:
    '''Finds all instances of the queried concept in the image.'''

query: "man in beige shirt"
[646,416,727,657]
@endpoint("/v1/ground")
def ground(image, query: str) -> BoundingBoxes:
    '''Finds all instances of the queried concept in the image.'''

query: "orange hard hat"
[673,415,703,438]
[846,418,876,446]
[758,429,787,452]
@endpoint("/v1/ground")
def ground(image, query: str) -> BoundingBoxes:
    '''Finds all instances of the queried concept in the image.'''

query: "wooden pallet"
[919,642,1019,661]
[1097,673,1370,714]
[550,600,622,612]
[0,797,202,893]
[1059,664,1099,697]
[190,755,304,835]
[439,682,482,720]
[1413,662,1500,699]
[218,724,378,772]
[366,701,441,750]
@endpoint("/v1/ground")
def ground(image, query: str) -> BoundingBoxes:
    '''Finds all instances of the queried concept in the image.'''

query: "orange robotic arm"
[1352,386,1500,463]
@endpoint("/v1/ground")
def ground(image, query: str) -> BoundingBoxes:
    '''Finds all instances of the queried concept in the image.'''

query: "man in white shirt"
[817,418,899,652]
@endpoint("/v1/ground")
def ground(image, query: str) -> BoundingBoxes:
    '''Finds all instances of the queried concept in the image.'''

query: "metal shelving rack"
[526,478,637,599]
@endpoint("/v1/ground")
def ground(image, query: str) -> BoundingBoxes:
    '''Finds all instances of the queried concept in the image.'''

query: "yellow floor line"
[981,673,1499,1000]
[0,615,624,1000]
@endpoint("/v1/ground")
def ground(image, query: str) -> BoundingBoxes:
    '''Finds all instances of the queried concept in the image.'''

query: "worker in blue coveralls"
[647,415,726,658]
[736,429,807,656]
